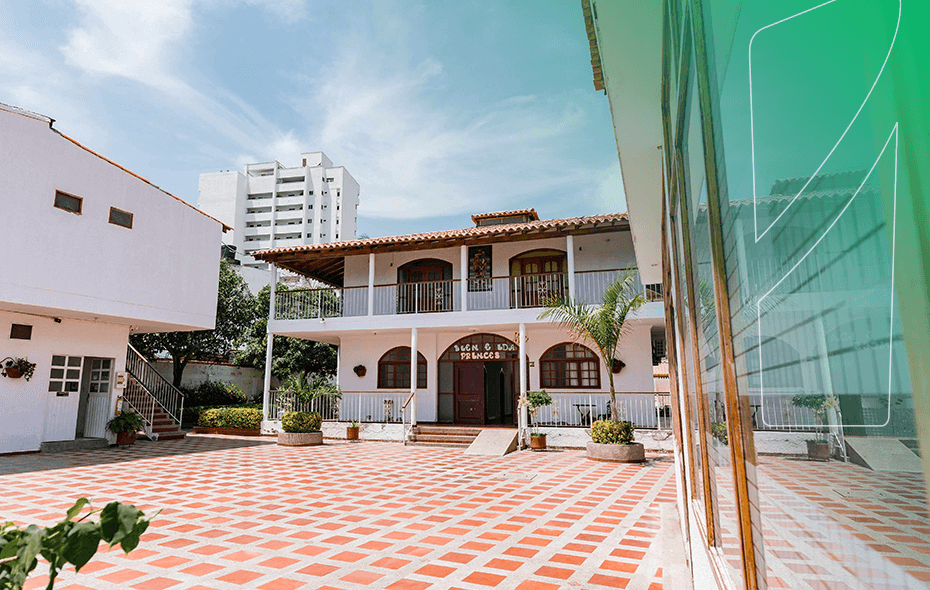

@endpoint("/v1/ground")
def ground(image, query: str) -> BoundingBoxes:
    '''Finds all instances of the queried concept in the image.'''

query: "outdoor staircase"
[124,345,186,441]
[408,425,483,448]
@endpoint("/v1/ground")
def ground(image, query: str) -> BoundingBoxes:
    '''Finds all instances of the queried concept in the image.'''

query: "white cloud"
[299,3,606,219]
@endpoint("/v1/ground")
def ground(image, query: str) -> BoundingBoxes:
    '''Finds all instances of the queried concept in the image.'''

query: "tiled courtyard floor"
[0,434,677,590]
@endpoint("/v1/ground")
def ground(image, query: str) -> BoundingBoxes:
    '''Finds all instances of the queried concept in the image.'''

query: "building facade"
[585,1,930,589]
[0,103,226,454]
[198,152,360,275]
[252,210,666,437]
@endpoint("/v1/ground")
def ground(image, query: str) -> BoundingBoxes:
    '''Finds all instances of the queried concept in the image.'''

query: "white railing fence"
[533,392,672,429]
[267,390,409,423]
[575,269,643,305]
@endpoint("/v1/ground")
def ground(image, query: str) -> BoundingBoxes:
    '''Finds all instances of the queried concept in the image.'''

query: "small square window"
[109,207,133,229]
[10,324,32,340]
[54,191,82,214]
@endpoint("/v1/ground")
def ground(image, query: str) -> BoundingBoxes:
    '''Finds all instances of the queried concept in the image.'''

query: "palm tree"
[538,271,647,422]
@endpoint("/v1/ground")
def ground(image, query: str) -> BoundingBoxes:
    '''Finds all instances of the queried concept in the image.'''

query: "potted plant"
[347,420,360,440]
[106,412,143,446]
[353,364,367,377]
[524,390,553,450]
[611,358,625,374]
[587,419,645,462]
[2,357,36,381]
[539,272,646,462]
[791,394,839,461]
[278,411,323,446]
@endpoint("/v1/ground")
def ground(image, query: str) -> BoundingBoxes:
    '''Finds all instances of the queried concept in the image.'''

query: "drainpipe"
[519,322,527,449]
[411,327,418,427]
[262,264,277,427]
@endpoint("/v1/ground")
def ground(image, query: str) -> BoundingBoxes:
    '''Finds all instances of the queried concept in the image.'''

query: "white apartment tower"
[198,152,360,269]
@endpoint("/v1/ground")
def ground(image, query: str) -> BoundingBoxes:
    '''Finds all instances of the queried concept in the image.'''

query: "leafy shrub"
[591,420,635,445]
[711,422,728,445]
[281,411,322,433]
[106,412,143,434]
[185,381,247,407]
[184,403,261,427]
[197,407,262,430]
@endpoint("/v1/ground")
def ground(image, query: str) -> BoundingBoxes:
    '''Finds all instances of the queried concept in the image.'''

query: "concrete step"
[41,438,109,453]
[154,431,187,441]
[410,434,478,445]
[414,427,483,437]
[407,441,472,448]
[152,425,182,433]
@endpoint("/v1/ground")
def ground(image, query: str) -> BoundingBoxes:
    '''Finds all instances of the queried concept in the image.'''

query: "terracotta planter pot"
[586,441,645,463]
[5,367,22,379]
[806,440,830,461]
[116,431,137,446]
[347,426,360,440]
[354,368,367,377]
[530,434,547,451]
[277,431,323,446]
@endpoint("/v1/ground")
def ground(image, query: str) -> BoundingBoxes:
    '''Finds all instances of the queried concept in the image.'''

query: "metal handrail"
[125,345,186,426]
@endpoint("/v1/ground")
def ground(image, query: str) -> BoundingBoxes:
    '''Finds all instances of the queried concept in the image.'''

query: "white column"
[566,235,576,301]
[410,327,418,426]
[460,245,468,312]
[262,264,277,424]
[367,253,375,316]
[519,322,528,448]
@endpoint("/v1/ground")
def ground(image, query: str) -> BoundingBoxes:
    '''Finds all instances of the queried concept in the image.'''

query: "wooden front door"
[454,363,485,425]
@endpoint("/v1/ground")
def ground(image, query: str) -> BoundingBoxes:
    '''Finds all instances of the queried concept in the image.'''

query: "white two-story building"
[252,209,665,438]
[0,103,227,454]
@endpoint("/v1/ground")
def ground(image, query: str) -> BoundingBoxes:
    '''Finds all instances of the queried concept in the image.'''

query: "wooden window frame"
[108,207,134,229]
[539,343,601,389]
[377,347,427,389]
[53,190,82,215]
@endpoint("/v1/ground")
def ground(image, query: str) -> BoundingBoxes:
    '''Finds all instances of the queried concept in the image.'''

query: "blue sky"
[0,0,624,237]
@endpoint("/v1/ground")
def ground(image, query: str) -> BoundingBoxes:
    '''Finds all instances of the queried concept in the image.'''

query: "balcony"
[274,269,662,320]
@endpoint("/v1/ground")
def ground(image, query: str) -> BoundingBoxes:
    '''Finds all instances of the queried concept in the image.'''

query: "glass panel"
[101,360,111,369]
[50,368,64,379]
[52,355,66,367]
[66,369,80,380]
[67,357,82,367]
[696,0,930,587]
[48,381,62,392]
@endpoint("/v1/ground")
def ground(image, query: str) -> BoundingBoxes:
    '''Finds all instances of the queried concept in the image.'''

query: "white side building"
[0,103,226,454]
[198,152,360,281]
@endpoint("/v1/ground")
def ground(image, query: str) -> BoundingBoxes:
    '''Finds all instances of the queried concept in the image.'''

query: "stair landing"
[409,425,515,448]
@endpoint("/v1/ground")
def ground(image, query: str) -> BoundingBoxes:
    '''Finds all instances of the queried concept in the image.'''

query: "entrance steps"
[147,409,186,441]
[409,426,482,447]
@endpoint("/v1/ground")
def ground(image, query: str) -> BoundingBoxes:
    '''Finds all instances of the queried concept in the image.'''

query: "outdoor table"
[574,403,598,426]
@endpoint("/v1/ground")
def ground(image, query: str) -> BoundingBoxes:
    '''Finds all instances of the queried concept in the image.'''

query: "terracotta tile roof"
[470,208,539,223]
[582,0,605,92]
[252,212,629,287]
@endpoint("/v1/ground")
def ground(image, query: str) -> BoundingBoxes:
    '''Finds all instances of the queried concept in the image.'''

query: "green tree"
[131,260,258,388]
[538,271,646,422]
[234,283,338,380]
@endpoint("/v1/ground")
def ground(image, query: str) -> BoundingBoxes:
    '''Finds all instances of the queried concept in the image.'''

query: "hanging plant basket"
[353,365,367,377]
[611,359,625,374]
[2,357,36,381]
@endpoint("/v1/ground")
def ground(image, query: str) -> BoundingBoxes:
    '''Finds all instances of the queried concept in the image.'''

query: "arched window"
[378,347,427,389]
[540,343,600,389]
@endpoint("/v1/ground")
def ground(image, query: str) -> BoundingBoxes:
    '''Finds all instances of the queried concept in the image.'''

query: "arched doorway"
[438,334,526,425]
[509,249,567,307]
[397,258,453,313]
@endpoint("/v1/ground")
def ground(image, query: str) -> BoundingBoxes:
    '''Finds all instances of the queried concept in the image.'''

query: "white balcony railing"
[267,390,409,423]
[274,269,660,321]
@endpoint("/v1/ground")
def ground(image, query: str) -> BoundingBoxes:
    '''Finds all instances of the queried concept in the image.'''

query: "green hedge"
[185,403,261,426]
[197,407,263,430]
[591,420,635,445]
[281,411,322,433]
[182,381,248,407]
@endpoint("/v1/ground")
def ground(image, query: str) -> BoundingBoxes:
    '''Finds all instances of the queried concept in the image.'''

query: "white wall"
[334,321,655,423]
[150,360,265,401]
[0,310,128,454]
[341,230,637,288]
[0,109,223,333]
